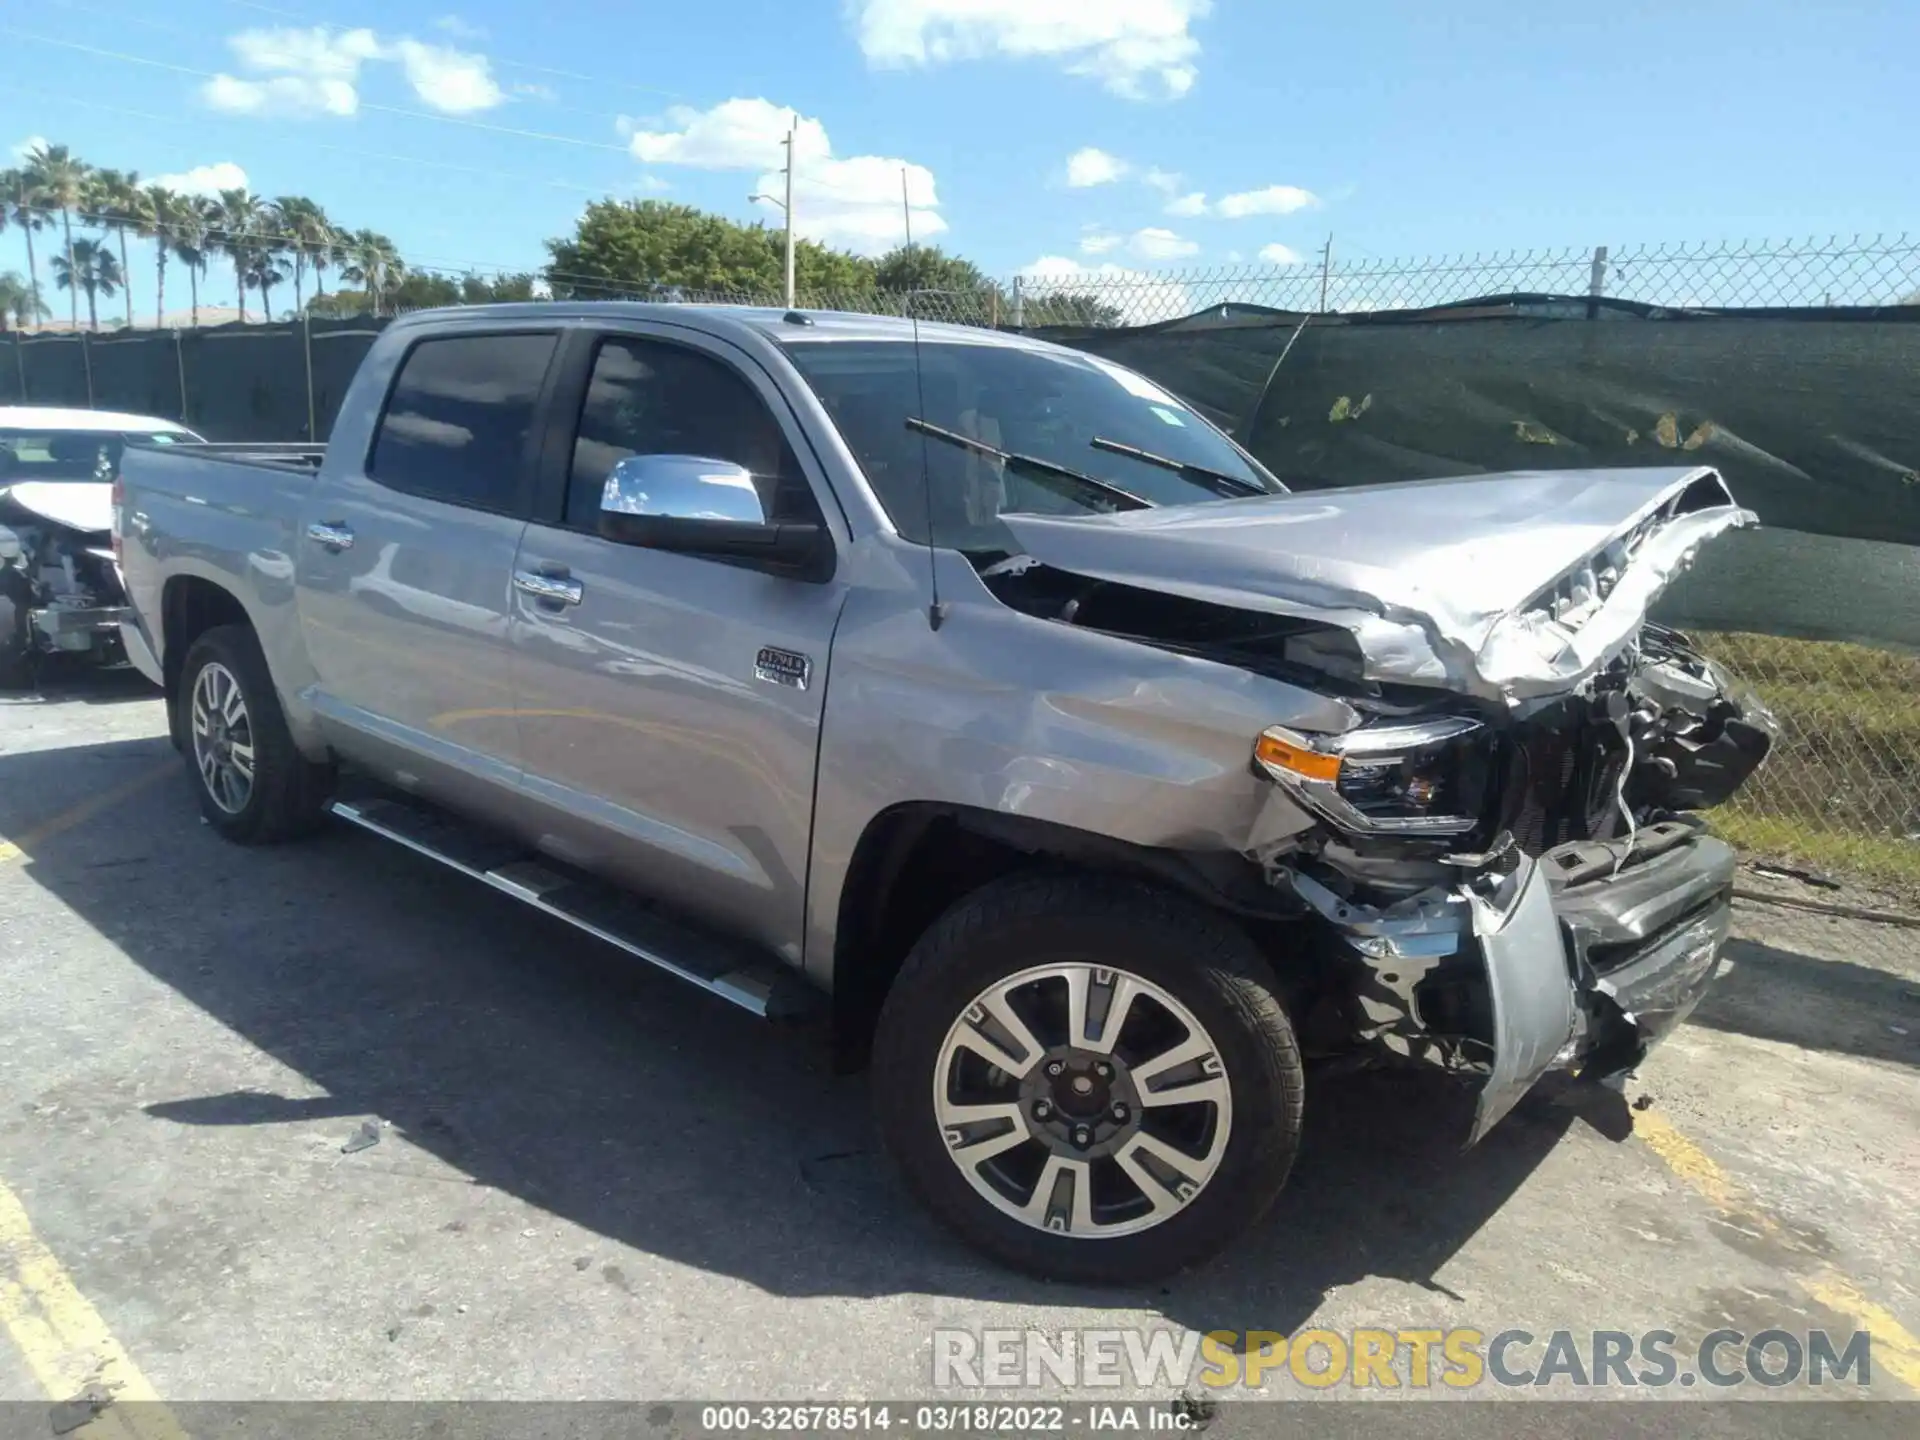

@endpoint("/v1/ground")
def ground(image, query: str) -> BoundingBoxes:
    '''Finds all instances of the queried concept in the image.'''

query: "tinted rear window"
[369,333,557,512]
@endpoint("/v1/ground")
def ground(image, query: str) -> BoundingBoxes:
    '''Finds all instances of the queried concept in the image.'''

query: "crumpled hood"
[0,480,113,534]
[998,465,1756,702]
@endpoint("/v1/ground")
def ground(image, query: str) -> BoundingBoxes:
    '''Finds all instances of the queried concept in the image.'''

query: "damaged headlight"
[1255,716,1491,836]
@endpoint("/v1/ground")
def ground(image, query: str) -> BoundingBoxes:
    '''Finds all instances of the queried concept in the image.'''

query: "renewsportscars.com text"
[932,1327,1875,1391]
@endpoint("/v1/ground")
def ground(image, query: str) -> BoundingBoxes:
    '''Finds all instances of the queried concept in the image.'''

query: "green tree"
[86,167,141,327]
[173,196,218,327]
[50,236,121,331]
[1020,291,1126,328]
[273,196,337,314]
[0,169,49,328]
[213,188,266,322]
[0,270,50,331]
[340,229,404,315]
[246,246,289,320]
[22,144,93,330]
[132,185,186,327]
[870,244,993,298]
[544,200,876,300]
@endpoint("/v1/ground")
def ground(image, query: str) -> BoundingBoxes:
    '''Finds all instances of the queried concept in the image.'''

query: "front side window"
[369,333,557,512]
[565,336,813,528]
[778,339,1281,549]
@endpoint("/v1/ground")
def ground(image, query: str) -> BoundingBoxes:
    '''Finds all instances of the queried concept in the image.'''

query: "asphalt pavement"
[1,667,1917,1437]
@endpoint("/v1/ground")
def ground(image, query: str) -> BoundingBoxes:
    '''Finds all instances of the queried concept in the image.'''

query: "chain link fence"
[7,236,1918,905]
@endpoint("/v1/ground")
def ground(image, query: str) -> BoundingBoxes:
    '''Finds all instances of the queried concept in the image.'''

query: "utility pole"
[782,125,796,309]
[751,124,798,308]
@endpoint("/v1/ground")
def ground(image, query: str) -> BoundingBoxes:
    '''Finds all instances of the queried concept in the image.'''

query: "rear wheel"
[178,624,333,843]
[873,874,1305,1283]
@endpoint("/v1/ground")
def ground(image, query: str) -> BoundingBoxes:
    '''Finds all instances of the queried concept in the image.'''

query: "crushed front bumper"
[1294,823,1736,1143]
[1470,828,1733,1140]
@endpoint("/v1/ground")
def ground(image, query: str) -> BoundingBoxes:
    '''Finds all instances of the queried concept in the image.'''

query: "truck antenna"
[903,166,946,632]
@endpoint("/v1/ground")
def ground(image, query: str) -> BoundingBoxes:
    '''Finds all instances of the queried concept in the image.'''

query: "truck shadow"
[0,734,1836,1333]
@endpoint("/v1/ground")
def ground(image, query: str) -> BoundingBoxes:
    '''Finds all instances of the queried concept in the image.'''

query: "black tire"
[177,624,334,843]
[873,873,1305,1283]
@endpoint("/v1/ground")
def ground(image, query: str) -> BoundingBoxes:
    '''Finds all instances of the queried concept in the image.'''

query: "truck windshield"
[778,338,1282,549]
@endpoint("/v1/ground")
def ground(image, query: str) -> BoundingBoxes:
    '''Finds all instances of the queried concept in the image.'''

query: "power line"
[2,27,636,153]
[6,85,610,198]
[216,0,691,100]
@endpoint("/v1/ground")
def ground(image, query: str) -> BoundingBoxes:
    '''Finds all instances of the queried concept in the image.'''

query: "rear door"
[296,327,560,816]
[507,326,850,961]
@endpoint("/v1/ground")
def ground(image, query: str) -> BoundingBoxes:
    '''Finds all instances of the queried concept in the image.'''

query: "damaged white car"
[1,407,204,686]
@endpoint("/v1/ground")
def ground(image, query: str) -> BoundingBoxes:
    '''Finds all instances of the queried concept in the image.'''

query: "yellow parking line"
[1635,1108,1920,1391]
[0,1177,187,1438]
[0,760,177,868]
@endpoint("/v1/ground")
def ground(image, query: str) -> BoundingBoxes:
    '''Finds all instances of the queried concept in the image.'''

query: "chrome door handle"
[513,569,583,607]
[306,521,354,552]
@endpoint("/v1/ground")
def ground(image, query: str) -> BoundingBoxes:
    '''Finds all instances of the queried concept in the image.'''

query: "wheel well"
[160,576,249,740]
[828,803,1297,1067]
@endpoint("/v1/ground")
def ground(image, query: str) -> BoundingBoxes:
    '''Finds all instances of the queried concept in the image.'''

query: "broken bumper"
[30,603,133,653]
[1470,830,1734,1141]
[1297,825,1736,1144]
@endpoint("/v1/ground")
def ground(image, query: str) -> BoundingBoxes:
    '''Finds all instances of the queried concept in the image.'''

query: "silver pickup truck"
[116,303,1774,1281]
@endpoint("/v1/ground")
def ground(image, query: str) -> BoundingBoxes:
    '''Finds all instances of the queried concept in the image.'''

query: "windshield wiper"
[906,418,1152,512]
[1089,435,1267,499]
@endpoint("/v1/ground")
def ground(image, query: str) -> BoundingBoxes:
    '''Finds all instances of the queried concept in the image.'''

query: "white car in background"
[0,406,204,686]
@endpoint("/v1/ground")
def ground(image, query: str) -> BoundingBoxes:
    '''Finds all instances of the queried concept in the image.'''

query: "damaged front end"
[985,464,1775,1142]
[1251,625,1773,1141]
[0,481,132,682]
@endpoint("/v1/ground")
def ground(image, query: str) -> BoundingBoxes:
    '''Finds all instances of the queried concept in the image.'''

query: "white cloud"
[1164,190,1208,217]
[434,14,487,40]
[1019,255,1191,324]
[1215,184,1319,218]
[1141,166,1181,194]
[200,25,504,119]
[629,97,830,169]
[852,0,1209,100]
[10,135,49,162]
[391,39,503,113]
[1258,242,1304,266]
[1066,146,1128,188]
[513,81,557,101]
[1130,226,1199,260]
[630,97,943,256]
[1079,228,1123,256]
[151,162,250,198]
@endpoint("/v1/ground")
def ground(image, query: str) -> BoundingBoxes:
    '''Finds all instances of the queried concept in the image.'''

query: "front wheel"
[873,874,1305,1283]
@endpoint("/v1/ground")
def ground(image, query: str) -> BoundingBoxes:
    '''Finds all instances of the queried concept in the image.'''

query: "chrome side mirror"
[600,455,769,526]
[596,454,833,582]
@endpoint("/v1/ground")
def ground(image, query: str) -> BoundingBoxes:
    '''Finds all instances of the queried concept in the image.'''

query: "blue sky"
[4,0,1916,314]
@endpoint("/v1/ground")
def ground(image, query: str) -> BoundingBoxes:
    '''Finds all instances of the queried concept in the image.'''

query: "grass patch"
[1692,631,1919,896]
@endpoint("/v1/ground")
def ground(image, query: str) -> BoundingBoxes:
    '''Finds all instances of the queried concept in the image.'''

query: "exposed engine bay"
[979,466,1777,1140]
[0,482,131,684]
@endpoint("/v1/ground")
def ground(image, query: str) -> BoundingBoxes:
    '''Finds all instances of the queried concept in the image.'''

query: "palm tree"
[134,185,185,327]
[175,196,218,327]
[86,167,141,327]
[0,169,49,327]
[50,236,122,330]
[0,271,50,331]
[272,196,336,314]
[341,229,403,316]
[214,187,264,322]
[246,247,289,321]
[23,144,93,330]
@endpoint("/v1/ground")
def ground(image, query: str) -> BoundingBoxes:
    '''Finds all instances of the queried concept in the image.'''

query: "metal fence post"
[10,332,24,404]
[1011,275,1025,328]
[174,326,189,424]
[1587,245,1610,318]
[304,309,318,441]
[81,330,95,408]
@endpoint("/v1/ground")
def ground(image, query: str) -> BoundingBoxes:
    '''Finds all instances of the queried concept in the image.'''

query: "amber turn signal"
[1253,729,1343,783]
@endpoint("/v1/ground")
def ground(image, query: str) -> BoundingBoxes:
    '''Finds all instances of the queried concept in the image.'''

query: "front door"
[508,329,849,961]
[297,328,559,815]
